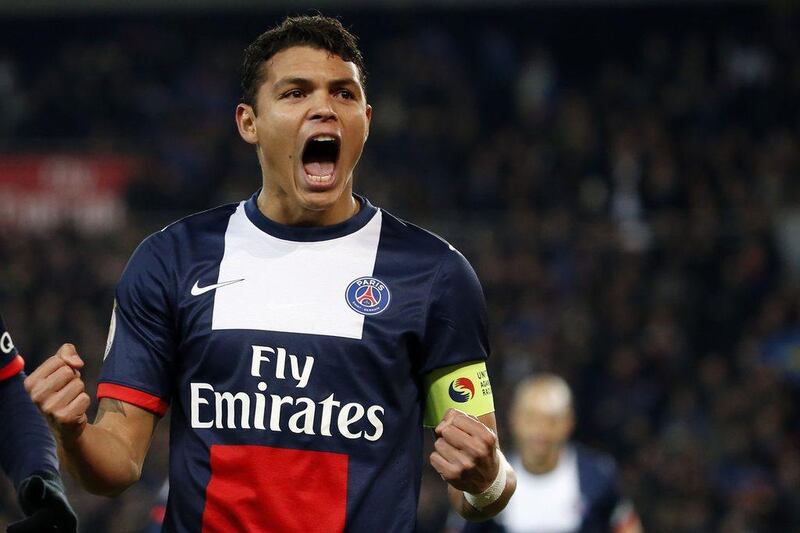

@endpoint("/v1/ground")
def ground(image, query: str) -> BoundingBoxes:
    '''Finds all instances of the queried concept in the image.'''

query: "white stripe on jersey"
[212,202,383,339]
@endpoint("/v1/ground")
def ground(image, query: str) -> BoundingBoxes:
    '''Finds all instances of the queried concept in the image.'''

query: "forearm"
[0,374,59,487]
[447,457,517,521]
[58,422,141,497]
[24,346,158,497]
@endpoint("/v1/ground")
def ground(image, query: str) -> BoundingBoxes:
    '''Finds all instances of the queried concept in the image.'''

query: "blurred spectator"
[452,374,641,533]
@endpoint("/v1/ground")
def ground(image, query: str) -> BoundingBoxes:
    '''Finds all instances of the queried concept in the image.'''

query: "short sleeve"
[420,248,490,375]
[0,313,24,381]
[97,233,176,416]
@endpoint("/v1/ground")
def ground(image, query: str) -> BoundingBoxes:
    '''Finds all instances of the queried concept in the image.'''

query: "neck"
[257,189,359,227]
[522,448,563,475]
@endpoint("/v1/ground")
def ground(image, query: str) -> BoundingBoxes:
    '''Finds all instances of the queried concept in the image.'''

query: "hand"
[24,344,90,446]
[429,408,500,494]
[7,471,78,532]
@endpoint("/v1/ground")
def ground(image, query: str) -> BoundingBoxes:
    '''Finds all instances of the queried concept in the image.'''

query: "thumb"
[56,343,84,369]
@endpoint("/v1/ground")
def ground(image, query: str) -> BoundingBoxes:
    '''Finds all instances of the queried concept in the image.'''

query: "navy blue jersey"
[0,313,59,488]
[98,192,490,533]
[0,313,24,381]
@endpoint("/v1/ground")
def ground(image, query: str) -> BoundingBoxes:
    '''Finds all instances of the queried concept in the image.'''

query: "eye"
[337,89,355,100]
[282,89,304,99]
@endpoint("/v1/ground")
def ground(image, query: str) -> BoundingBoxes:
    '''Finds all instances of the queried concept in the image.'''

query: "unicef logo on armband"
[448,378,475,403]
[345,277,391,315]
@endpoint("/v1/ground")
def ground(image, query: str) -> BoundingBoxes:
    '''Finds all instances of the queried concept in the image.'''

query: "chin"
[297,189,344,212]
[296,169,351,207]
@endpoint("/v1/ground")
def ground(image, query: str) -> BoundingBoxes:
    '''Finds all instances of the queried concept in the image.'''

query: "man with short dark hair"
[0,313,77,532]
[24,15,515,532]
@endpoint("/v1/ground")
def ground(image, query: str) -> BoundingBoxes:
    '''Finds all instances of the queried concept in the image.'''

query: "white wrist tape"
[464,451,508,510]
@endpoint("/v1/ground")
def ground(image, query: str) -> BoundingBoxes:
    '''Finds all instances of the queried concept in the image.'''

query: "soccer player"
[24,15,516,532]
[0,313,77,532]
[458,374,641,533]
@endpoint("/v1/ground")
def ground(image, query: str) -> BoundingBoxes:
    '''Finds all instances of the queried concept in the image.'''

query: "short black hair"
[240,15,366,111]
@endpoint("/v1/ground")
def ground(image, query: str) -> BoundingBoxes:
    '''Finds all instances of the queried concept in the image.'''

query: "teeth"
[312,135,336,142]
[307,174,333,182]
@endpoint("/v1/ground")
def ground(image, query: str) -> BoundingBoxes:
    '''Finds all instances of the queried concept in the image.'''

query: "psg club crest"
[346,277,391,315]
[448,378,475,403]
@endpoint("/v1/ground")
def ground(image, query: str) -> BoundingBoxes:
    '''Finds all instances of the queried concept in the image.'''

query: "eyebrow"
[273,77,360,90]
[273,77,312,90]
[327,77,359,87]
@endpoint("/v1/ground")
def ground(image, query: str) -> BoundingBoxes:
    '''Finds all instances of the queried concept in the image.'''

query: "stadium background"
[1,1,799,531]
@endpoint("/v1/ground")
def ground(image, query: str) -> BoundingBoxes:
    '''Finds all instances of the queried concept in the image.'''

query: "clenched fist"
[24,344,90,445]
[430,408,500,494]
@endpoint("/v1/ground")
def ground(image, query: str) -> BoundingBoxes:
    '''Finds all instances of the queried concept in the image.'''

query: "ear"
[364,104,373,142]
[564,411,576,437]
[236,104,258,145]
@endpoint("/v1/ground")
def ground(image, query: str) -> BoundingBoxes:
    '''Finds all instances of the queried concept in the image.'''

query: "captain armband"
[423,361,494,428]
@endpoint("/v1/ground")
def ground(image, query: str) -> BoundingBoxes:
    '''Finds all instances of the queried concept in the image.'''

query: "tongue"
[304,161,335,177]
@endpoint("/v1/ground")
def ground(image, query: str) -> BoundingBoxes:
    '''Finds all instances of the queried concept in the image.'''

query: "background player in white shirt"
[459,374,641,533]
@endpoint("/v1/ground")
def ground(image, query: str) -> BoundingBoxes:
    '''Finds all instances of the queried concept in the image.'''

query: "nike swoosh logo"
[190,279,245,296]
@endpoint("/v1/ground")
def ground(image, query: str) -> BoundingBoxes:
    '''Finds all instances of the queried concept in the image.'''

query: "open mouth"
[302,134,340,184]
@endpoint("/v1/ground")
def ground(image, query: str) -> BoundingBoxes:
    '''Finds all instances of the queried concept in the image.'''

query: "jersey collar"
[243,190,378,242]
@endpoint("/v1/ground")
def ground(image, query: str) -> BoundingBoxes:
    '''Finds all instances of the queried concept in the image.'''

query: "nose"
[308,93,338,122]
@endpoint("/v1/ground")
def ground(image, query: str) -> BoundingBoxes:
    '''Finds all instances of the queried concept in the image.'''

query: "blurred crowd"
[1,5,799,532]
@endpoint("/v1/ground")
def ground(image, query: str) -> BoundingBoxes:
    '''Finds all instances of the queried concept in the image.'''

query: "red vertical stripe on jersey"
[201,445,348,533]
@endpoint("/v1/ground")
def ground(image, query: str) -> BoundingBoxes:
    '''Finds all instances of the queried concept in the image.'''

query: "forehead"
[516,386,572,418]
[263,45,362,85]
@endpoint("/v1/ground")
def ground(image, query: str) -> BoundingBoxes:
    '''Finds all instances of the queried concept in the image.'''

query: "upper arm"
[94,397,159,470]
[421,248,493,428]
[423,360,495,427]
[98,233,176,416]
[421,248,489,376]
